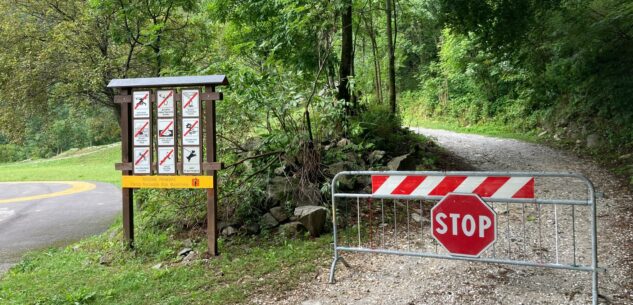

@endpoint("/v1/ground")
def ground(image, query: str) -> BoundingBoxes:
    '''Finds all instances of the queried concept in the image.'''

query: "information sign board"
[182,118,200,145]
[157,147,176,174]
[183,146,201,174]
[156,90,174,118]
[133,91,151,118]
[157,118,175,146]
[133,147,151,174]
[181,89,200,117]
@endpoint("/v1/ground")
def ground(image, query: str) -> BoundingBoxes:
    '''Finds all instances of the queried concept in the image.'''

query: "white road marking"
[0,208,15,222]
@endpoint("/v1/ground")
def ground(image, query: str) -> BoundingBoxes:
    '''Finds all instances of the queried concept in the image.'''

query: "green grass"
[0,143,121,185]
[0,224,331,305]
[402,115,539,143]
[0,143,334,304]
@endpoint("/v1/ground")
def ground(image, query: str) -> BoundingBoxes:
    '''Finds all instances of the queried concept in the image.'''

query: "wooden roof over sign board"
[107,75,228,89]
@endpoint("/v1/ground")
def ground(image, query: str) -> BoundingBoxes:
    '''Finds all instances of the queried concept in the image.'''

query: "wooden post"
[205,85,218,256]
[120,88,134,248]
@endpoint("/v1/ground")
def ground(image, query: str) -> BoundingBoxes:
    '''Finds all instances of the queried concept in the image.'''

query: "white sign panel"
[181,89,200,117]
[157,118,175,146]
[156,90,175,118]
[157,147,176,174]
[133,119,150,146]
[133,91,151,118]
[133,147,151,174]
[182,118,200,145]
[183,146,201,174]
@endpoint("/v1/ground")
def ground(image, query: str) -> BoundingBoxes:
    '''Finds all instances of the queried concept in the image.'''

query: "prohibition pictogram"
[157,119,175,146]
[134,93,149,109]
[133,91,151,118]
[182,90,200,117]
[157,90,174,118]
[133,119,150,146]
[135,149,149,165]
[182,118,200,145]
[158,147,175,174]
[184,120,198,136]
[133,147,150,174]
[159,148,174,165]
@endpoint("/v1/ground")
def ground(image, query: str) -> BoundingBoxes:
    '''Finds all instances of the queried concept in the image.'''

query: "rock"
[178,248,192,257]
[221,226,238,237]
[152,263,163,270]
[411,213,422,223]
[260,212,279,229]
[266,176,298,205]
[245,223,260,234]
[619,153,632,160]
[387,153,416,170]
[586,133,601,148]
[99,254,112,266]
[294,206,328,237]
[182,239,193,248]
[269,206,289,222]
[183,251,198,263]
[279,221,305,238]
[301,300,323,305]
[368,150,386,164]
[326,161,355,177]
[337,138,351,147]
[274,165,286,176]
[538,130,548,137]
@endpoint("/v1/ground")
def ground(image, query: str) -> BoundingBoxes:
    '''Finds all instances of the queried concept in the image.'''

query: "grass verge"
[402,115,539,143]
[0,143,121,185]
[0,222,331,305]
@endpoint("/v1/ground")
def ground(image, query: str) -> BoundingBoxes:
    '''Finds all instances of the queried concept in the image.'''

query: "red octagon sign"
[431,193,497,257]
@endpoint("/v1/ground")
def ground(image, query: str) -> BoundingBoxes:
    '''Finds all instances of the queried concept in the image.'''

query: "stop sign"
[431,193,497,257]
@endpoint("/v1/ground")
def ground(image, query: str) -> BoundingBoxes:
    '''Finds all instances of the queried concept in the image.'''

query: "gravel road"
[251,128,633,305]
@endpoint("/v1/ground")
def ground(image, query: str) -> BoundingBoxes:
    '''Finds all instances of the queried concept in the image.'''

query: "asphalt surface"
[0,182,120,274]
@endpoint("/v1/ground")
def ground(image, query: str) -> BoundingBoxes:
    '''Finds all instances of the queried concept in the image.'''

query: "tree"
[385,0,396,114]
[337,0,353,110]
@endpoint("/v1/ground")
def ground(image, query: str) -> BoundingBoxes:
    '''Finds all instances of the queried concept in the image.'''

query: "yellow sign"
[121,175,213,189]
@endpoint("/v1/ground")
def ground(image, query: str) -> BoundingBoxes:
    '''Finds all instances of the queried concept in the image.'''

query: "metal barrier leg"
[328,255,351,284]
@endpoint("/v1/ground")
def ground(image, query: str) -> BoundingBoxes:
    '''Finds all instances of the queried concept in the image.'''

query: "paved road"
[0,181,120,274]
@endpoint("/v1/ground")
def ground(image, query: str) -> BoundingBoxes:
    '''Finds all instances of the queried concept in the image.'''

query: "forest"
[0,0,631,222]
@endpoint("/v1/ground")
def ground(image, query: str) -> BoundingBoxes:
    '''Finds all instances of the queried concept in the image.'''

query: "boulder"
[326,161,355,177]
[260,212,279,229]
[368,150,386,164]
[337,138,351,147]
[279,221,306,238]
[245,223,260,235]
[266,176,297,205]
[269,206,289,222]
[586,133,601,149]
[178,248,193,257]
[294,206,328,237]
[221,226,238,237]
[387,153,417,170]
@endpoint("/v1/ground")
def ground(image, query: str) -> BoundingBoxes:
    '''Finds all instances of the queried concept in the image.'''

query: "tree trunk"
[385,0,396,114]
[337,0,353,112]
[364,8,383,104]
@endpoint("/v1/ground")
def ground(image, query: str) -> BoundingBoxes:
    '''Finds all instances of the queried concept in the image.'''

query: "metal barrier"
[329,171,599,305]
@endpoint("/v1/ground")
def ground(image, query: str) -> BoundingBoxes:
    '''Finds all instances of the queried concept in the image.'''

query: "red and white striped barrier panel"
[371,175,534,199]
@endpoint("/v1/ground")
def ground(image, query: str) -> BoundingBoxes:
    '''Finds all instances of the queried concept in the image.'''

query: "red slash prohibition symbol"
[160,149,174,165]
[134,121,149,137]
[159,121,174,137]
[157,91,173,109]
[135,149,149,165]
[183,92,198,109]
[184,120,198,136]
[134,93,149,110]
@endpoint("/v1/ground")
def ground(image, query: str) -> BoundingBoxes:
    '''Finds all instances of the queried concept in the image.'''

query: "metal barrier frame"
[329,171,599,305]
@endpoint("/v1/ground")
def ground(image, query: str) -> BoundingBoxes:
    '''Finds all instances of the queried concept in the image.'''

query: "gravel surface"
[250,128,633,305]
